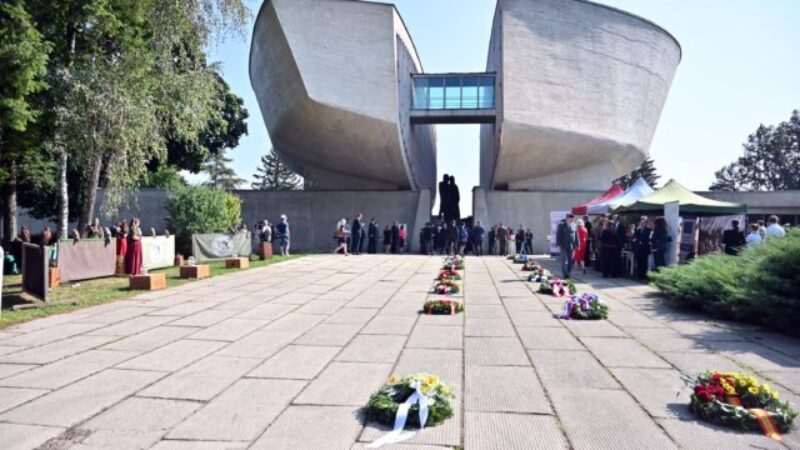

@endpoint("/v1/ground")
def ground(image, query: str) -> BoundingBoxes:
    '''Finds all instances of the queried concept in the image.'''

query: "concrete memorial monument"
[246,0,681,252]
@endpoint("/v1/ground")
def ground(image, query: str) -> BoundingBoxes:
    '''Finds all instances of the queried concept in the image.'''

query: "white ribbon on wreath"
[368,380,433,448]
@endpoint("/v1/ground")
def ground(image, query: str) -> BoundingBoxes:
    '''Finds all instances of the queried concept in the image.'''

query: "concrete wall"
[473,188,604,254]
[7,189,432,254]
[249,0,435,191]
[700,191,800,215]
[483,0,681,190]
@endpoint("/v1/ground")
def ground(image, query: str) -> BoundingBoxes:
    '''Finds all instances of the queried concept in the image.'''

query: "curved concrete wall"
[482,0,681,191]
[249,0,436,191]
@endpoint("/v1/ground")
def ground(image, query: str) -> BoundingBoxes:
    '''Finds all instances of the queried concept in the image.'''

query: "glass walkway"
[410,73,496,124]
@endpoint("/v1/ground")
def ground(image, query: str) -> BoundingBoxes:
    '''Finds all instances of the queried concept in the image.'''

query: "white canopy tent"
[587,178,654,215]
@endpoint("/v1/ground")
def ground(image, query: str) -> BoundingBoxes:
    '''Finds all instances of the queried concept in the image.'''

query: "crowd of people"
[330,214,408,256]
[250,214,291,256]
[556,213,673,280]
[723,215,787,253]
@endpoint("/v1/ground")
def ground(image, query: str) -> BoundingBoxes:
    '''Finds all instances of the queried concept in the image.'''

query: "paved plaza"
[0,255,798,449]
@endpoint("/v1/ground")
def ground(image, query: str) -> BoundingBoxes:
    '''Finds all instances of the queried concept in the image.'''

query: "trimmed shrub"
[650,230,800,336]
[165,186,242,256]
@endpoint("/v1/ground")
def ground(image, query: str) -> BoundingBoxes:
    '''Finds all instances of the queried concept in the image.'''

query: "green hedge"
[165,186,242,256]
[650,229,800,336]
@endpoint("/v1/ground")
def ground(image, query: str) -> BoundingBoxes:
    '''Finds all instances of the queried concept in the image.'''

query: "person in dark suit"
[438,174,450,220]
[583,216,593,267]
[472,221,485,256]
[651,216,672,269]
[556,215,577,278]
[600,220,617,278]
[367,218,378,254]
[448,175,461,221]
[390,222,400,254]
[632,216,652,279]
[612,215,627,277]
[351,213,363,255]
[722,219,745,255]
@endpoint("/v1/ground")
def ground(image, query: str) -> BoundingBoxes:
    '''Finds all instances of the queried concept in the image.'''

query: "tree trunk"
[57,147,69,239]
[2,162,18,243]
[78,153,103,233]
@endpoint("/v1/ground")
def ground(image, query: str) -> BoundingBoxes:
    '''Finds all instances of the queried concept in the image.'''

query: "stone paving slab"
[294,323,363,346]
[518,327,583,350]
[167,378,306,441]
[294,362,391,406]
[549,387,678,449]
[609,368,692,419]
[561,319,627,337]
[116,339,226,372]
[465,412,568,449]
[625,328,711,353]
[0,335,118,364]
[360,406,462,447]
[1,349,136,389]
[85,314,177,336]
[509,310,562,327]
[465,337,530,366]
[0,386,49,414]
[78,397,200,450]
[465,365,552,414]
[139,356,261,401]
[101,326,199,353]
[0,363,37,379]
[465,318,516,337]
[0,323,102,347]
[528,350,620,390]
[581,337,671,368]
[150,441,247,450]
[336,334,407,363]
[234,303,298,321]
[704,340,800,372]
[216,330,301,359]
[325,307,379,325]
[762,369,800,394]
[0,422,65,450]
[248,345,340,380]
[249,405,362,450]
[187,318,268,342]
[393,349,463,391]
[407,325,463,349]
[658,350,744,376]
[656,418,786,450]
[0,368,163,427]
[360,315,417,335]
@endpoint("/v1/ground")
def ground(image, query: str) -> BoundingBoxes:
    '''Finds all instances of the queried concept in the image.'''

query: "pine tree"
[251,148,302,190]
[202,150,245,190]
[614,157,660,189]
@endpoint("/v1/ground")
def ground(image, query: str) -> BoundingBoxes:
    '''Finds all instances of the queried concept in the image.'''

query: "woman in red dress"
[573,218,589,274]
[115,221,128,275]
[126,218,143,276]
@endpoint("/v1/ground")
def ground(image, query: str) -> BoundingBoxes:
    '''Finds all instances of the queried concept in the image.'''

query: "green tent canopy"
[612,179,747,216]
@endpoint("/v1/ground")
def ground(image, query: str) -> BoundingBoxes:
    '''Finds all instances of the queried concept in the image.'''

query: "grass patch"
[0,255,302,329]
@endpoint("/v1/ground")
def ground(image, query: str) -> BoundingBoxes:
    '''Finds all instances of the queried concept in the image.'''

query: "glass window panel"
[461,76,478,108]
[444,77,461,109]
[412,77,428,109]
[428,77,444,109]
[478,76,495,109]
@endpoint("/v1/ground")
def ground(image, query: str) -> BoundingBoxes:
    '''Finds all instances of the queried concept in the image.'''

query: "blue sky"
[205,0,800,214]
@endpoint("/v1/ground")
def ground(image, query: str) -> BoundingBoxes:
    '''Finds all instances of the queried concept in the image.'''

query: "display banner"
[192,233,252,263]
[664,202,680,267]
[58,238,117,282]
[549,211,569,255]
[142,235,176,271]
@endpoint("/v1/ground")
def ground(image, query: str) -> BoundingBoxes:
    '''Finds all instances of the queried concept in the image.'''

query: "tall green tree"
[203,150,245,190]
[614,157,660,189]
[26,0,250,236]
[710,110,800,191]
[252,148,302,190]
[0,0,50,241]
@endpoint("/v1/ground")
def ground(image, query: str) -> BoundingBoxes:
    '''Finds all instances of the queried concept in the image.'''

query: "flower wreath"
[432,279,460,295]
[513,254,529,264]
[442,257,464,271]
[521,261,541,272]
[528,268,551,283]
[436,268,462,282]
[366,374,455,429]
[559,293,608,320]
[687,371,797,440]
[538,278,576,297]
[423,299,464,315]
